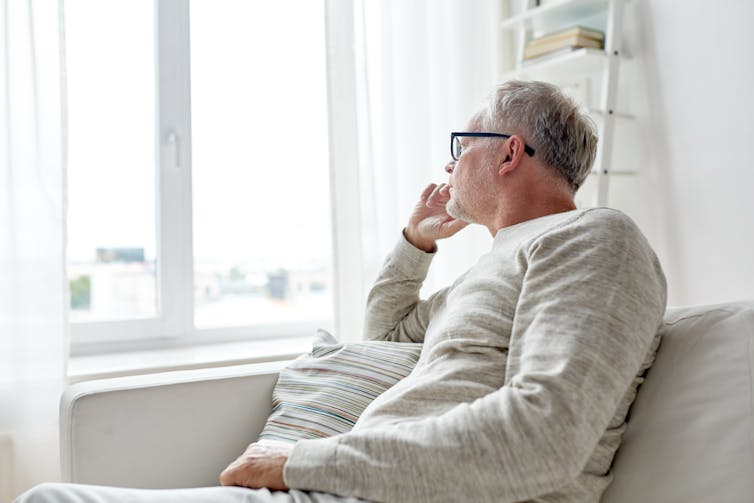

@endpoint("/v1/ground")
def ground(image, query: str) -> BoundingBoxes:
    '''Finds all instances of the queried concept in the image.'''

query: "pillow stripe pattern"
[258,330,422,443]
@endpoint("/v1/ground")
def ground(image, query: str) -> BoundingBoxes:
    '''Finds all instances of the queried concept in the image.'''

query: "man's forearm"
[362,232,437,343]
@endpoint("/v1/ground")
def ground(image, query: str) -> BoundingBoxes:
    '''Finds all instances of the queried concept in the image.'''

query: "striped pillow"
[258,329,422,444]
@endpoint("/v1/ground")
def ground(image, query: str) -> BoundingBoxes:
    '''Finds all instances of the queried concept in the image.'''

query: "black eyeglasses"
[450,132,535,161]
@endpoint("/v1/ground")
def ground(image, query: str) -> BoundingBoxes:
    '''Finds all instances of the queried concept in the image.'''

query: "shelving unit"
[500,0,629,206]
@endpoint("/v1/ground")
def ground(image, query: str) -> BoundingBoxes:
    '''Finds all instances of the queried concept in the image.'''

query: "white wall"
[604,0,754,306]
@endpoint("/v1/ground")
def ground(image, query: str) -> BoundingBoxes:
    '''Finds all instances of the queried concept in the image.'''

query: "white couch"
[60,302,754,502]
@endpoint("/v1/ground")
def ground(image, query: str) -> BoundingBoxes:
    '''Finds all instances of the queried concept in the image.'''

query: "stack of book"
[523,26,604,61]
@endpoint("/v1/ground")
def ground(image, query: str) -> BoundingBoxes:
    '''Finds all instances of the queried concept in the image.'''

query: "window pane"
[65,1,157,322]
[190,0,333,328]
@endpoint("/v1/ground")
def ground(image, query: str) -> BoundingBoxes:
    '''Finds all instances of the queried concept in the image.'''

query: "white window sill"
[67,336,311,384]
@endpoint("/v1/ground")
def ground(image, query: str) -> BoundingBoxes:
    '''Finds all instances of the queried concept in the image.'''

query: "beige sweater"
[284,208,667,503]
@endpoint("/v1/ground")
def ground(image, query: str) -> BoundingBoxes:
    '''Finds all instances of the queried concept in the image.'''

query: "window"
[66,0,333,349]
[66,1,157,322]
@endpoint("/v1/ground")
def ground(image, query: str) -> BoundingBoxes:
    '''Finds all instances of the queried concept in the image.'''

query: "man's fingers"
[419,183,437,203]
[219,467,234,486]
[217,441,292,491]
[426,183,450,207]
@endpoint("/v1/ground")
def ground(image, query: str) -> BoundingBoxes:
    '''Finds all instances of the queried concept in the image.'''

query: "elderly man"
[17,80,666,503]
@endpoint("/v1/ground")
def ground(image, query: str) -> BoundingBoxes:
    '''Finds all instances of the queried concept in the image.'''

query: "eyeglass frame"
[450,132,535,161]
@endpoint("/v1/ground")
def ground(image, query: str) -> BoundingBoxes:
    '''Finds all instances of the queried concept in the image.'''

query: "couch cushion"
[602,302,754,503]
[258,330,422,444]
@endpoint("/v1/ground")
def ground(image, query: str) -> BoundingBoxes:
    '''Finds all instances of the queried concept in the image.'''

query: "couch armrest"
[60,360,290,489]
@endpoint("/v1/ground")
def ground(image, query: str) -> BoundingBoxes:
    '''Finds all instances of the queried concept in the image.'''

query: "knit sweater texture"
[284,208,667,503]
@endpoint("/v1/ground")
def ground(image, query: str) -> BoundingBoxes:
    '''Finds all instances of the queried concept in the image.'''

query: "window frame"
[70,0,333,353]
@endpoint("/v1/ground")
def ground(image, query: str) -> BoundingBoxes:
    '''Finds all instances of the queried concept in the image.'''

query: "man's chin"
[446,200,473,224]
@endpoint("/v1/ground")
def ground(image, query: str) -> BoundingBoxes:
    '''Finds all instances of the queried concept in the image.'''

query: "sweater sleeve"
[284,212,667,502]
[361,231,445,343]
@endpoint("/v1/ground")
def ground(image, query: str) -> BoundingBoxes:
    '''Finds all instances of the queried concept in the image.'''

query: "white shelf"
[499,0,630,206]
[501,0,609,30]
[588,107,633,120]
[501,47,606,80]
[590,167,635,176]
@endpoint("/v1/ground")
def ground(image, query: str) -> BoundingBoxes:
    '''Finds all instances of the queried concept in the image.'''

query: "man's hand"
[219,442,292,491]
[404,183,469,252]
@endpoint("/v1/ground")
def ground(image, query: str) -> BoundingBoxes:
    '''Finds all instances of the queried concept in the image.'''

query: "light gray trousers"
[14,483,369,503]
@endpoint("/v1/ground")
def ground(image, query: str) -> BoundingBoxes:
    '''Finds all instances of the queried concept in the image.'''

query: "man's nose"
[444,161,455,174]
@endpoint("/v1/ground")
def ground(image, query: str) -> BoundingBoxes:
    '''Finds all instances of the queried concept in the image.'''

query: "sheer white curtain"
[330,0,502,341]
[0,0,67,499]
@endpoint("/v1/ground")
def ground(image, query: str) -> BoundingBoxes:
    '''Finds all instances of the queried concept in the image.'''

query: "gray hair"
[478,80,598,192]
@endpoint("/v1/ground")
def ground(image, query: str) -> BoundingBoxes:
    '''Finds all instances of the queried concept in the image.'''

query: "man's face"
[446,121,497,224]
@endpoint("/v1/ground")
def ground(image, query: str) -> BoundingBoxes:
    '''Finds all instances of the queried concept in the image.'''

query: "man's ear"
[497,153,513,176]
[498,135,526,175]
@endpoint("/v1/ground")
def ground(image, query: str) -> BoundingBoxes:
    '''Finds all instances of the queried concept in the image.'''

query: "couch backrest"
[601,302,754,502]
